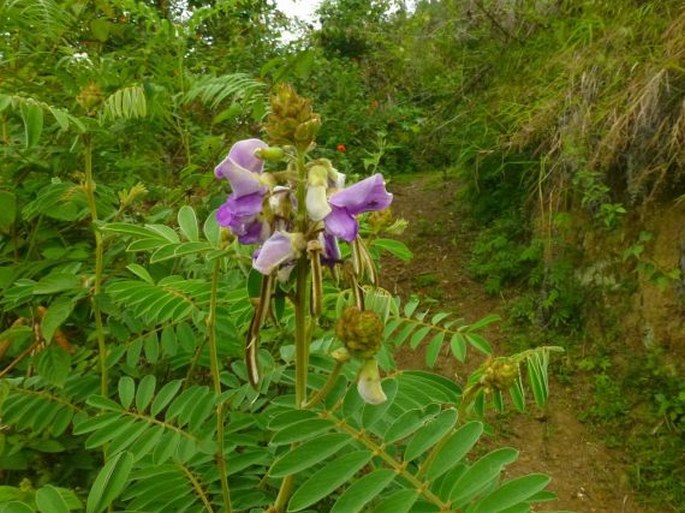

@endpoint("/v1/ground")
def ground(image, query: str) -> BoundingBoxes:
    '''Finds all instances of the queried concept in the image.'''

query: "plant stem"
[294,149,309,408]
[268,475,294,513]
[272,150,312,511]
[207,259,233,512]
[179,463,216,513]
[82,134,108,396]
[294,256,309,408]
[334,416,450,510]
[303,360,344,409]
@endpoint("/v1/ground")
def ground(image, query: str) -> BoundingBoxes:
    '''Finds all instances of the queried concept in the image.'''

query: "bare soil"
[380,173,661,513]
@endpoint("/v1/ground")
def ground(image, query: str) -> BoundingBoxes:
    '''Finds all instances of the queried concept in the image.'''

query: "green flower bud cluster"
[368,208,394,232]
[480,357,519,391]
[335,307,383,358]
[264,84,321,150]
[76,82,104,114]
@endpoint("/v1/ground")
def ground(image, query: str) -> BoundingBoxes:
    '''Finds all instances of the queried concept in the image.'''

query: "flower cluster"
[214,85,393,403]
[215,141,392,276]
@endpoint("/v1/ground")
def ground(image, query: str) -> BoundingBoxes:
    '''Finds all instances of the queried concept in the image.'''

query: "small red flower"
[337,144,347,153]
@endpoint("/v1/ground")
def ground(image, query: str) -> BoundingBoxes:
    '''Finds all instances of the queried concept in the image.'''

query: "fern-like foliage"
[184,73,266,110]
[101,85,147,121]
[0,0,73,42]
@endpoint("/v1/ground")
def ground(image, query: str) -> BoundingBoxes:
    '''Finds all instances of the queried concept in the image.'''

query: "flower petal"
[357,359,387,405]
[306,184,332,221]
[228,139,268,173]
[215,159,267,197]
[253,231,299,275]
[321,232,341,263]
[324,205,358,242]
[238,218,269,244]
[226,191,264,217]
[329,173,392,215]
[217,199,269,244]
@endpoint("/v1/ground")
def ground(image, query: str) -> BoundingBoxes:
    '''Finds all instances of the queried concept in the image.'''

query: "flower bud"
[254,146,285,162]
[357,359,387,405]
[368,208,394,232]
[76,82,103,113]
[480,357,519,391]
[264,84,320,150]
[335,307,383,359]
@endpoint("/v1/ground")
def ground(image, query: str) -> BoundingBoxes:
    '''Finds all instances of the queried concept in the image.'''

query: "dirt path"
[380,173,659,513]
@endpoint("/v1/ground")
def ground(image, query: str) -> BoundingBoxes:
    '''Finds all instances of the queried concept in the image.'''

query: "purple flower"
[215,139,270,243]
[324,174,393,242]
[253,231,306,275]
[320,232,341,264]
[215,138,268,187]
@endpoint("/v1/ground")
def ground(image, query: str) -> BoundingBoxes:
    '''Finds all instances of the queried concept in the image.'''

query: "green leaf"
[271,418,333,445]
[471,474,551,513]
[34,273,81,295]
[0,191,17,232]
[371,238,413,262]
[287,450,372,512]
[267,410,319,430]
[203,210,221,246]
[143,332,159,363]
[145,224,179,243]
[118,377,135,410]
[126,264,154,284]
[21,102,43,149]
[35,484,69,513]
[49,107,69,131]
[86,395,122,411]
[425,332,445,368]
[151,380,183,416]
[510,375,525,412]
[177,206,199,241]
[270,433,350,477]
[424,421,483,480]
[361,378,397,429]
[135,375,156,413]
[160,326,178,356]
[41,297,75,343]
[372,489,419,513]
[34,346,71,387]
[86,451,134,513]
[0,94,10,112]
[90,18,110,41]
[102,223,169,240]
[409,326,431,350]
[465,333,492,355]
[449,447,519,506]
[404,408,457,462]
[1,502,34,513]
[467,314,501,331]
[450,333,467,362]
[331,468,396,513]
[383,408,428,444]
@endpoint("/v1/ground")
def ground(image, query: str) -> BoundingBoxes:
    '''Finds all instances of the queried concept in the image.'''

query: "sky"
[275,0,321,23]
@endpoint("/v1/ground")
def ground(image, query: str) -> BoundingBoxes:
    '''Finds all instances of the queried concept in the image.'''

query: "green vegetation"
[1,0,684,511]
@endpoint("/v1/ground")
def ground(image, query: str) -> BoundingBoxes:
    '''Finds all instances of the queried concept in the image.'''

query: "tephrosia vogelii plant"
[0,84,563,513]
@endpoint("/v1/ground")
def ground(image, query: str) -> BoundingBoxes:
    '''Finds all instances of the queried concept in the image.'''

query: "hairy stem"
[207,259,233,512]
[179,463,215,513]
[272,150,311,511]
[294,149,310,408]
[332,415,451,510]
[303,360,344,409]
[267,475,294,513]
[294,256,309,407]
[82,134,108,396]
